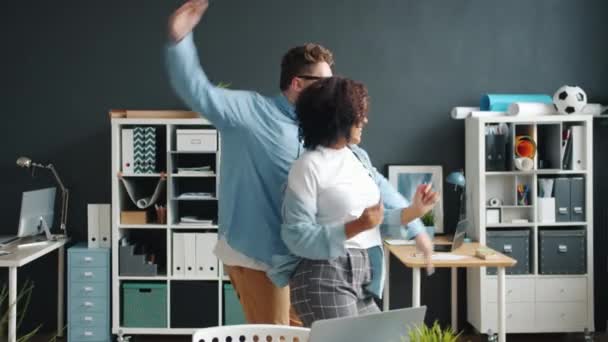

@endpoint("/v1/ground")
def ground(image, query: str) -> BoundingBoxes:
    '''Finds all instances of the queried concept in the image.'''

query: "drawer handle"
[84,331,94,337]
[508,314,513,319]
[503,244,512,253]
[83,301,94,308]
[83,257,93,263]
[190,139,202,144]
[83,286,94,292]
[558,245,568,253]
[84,316,93,322]
[83,271,94,278]
[558,207,569,214]
[573,207,583,214]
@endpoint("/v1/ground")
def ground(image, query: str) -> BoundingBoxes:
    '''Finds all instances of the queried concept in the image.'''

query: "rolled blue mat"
[480,94,553,111]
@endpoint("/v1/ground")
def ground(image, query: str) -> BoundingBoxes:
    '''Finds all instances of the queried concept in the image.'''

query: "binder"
[570,126,585,170]
[121,129,134,173]
[485,134,507,171]
[195,233,218,278]
[98,204,111,248]
[172,233,185,277]
[87,204,100,248]
[570,177,585,222]
[184,233,197,277]
[554,178,571,222]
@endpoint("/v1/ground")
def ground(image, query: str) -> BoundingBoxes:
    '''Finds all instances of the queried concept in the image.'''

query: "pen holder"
[155,206,167,224]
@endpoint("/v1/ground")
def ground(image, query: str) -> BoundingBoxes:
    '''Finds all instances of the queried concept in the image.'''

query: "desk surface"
[0,237,68,267]
[386,237,516,268]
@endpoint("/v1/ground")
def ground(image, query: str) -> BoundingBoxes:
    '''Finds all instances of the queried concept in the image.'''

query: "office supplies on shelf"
[88,204,111,248]
[122,128,134,173]
[195,233,218,277]
[570,126,585,170]
[154,204,167,224]
[480,94,553,111]
[513,157,534,171]
[133,126,157,173]
[517,184,530,205]
[177,166,214,175]
[507,102,556,116]
[109,109,199,119]
[121,211,148,224]
[172,233,185,277]
[485,124,509,171]
[514,136,536,159]
[179,216,213,225]
[120,177,165,209]
[450,106,480,119]
[177,129,218,152]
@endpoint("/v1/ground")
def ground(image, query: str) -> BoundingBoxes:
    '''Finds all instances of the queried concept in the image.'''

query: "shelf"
[119,224,167,229]
[170,224,218,229]
[537,222,587,227]
[486,223,534,228]
[120,173,164,178]
[114,327,194,335]
[170,174,216,178]
[486,171,534,176]
[169,150,217,154]
[487,205,532,209]
[169,276,220,281]
[118,276,168,280]
[171,197,217,201]
[536,170,587,175]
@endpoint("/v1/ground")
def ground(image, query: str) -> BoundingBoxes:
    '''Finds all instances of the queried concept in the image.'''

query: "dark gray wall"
[1,0,607,335]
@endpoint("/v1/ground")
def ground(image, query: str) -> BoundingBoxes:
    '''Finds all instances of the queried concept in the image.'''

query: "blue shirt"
[166,34,300,265]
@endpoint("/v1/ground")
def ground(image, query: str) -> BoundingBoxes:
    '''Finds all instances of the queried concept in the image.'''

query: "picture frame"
[387,165,444,233]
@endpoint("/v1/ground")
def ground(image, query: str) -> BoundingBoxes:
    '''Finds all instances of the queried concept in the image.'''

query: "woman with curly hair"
[268,76,438,326]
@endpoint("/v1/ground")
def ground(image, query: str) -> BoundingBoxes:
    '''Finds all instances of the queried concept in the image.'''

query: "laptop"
[0,188,56,247]
[433,219,469,252]
[309,306,427,342]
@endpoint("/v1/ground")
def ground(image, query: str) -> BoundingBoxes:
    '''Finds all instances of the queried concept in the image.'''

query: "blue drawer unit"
[68,244,110,342]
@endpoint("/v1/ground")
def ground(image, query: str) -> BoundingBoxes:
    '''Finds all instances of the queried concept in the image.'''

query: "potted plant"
[420,211,436,239]
[405,321,461,342]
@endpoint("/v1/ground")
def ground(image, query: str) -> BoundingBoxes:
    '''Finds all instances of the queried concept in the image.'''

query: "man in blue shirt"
[166,0,433,325]
[166,0,333,325]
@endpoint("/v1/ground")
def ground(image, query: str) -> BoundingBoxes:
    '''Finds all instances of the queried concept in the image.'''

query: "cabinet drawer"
[70,312,108,328]
[69,251,109,268]
[535,277,586,302]
[70,326,109,341]
[70,267,108,283]
[486,278,535,303]
[71,282,108,298]
[70,297,108,314]
[485,302,535,333]
[535,302,587,331]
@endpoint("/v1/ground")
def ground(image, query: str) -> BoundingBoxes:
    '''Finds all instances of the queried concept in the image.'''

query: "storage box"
[122,282,167,327]
[486,230,530,275]
[223,284,246,325]
[177,129,217,152]
[539,229,586,274]
[121,211,147,224]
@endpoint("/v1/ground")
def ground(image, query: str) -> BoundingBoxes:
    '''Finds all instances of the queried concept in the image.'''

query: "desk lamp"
[16,157,69,238]
[446,170,466,221]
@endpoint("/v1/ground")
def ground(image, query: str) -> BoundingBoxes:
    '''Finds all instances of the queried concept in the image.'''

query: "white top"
[214,238,269,271]
[288,146,382,249]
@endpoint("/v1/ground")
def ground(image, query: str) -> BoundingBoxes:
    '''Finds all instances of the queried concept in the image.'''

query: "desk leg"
[412,267,421,307]
[383,247,390,311]
[8,267,17,342]
[57,246,65,337]
[497,267,506,342]
[451,267,458,331]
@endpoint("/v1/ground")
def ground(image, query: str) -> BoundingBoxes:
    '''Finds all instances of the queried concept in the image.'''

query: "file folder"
[184,233,197,277]
[570,126,585,171]
[121,129,134,173]
[98,204,111,248]
[87,204,100,248]
[196,233,218,278]
[173,233,185,277]
[554,178,571,222]
[570,177,585,222]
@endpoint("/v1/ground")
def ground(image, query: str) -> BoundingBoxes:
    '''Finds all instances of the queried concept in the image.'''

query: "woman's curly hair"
[296,76,369,150]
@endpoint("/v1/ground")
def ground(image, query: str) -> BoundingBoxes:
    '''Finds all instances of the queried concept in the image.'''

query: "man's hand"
[168,0,209,43]
[411,183,440,218]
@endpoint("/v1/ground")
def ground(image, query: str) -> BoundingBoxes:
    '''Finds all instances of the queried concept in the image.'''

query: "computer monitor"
[17,187,56,238]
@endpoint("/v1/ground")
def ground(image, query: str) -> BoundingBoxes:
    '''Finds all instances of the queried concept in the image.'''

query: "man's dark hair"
[280,43,334,91]
[296,76,369,150]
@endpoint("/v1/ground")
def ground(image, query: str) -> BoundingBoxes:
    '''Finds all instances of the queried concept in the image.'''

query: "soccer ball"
[553,85,587,115]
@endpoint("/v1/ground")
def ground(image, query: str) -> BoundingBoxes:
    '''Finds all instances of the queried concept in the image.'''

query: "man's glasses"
[296,75,328,81]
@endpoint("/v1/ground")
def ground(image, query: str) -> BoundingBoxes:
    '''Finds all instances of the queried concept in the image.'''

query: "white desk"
[384,239,516,342]
[0,237,68,342]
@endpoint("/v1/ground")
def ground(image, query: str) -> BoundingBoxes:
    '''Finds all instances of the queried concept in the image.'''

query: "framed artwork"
[387,165,444,233]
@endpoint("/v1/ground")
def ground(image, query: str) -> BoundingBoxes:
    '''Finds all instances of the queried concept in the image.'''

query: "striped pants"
[289,248,380,327]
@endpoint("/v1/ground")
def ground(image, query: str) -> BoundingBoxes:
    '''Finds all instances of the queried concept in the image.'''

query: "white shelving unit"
[111,118,230,337]
[465,115,594,334]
